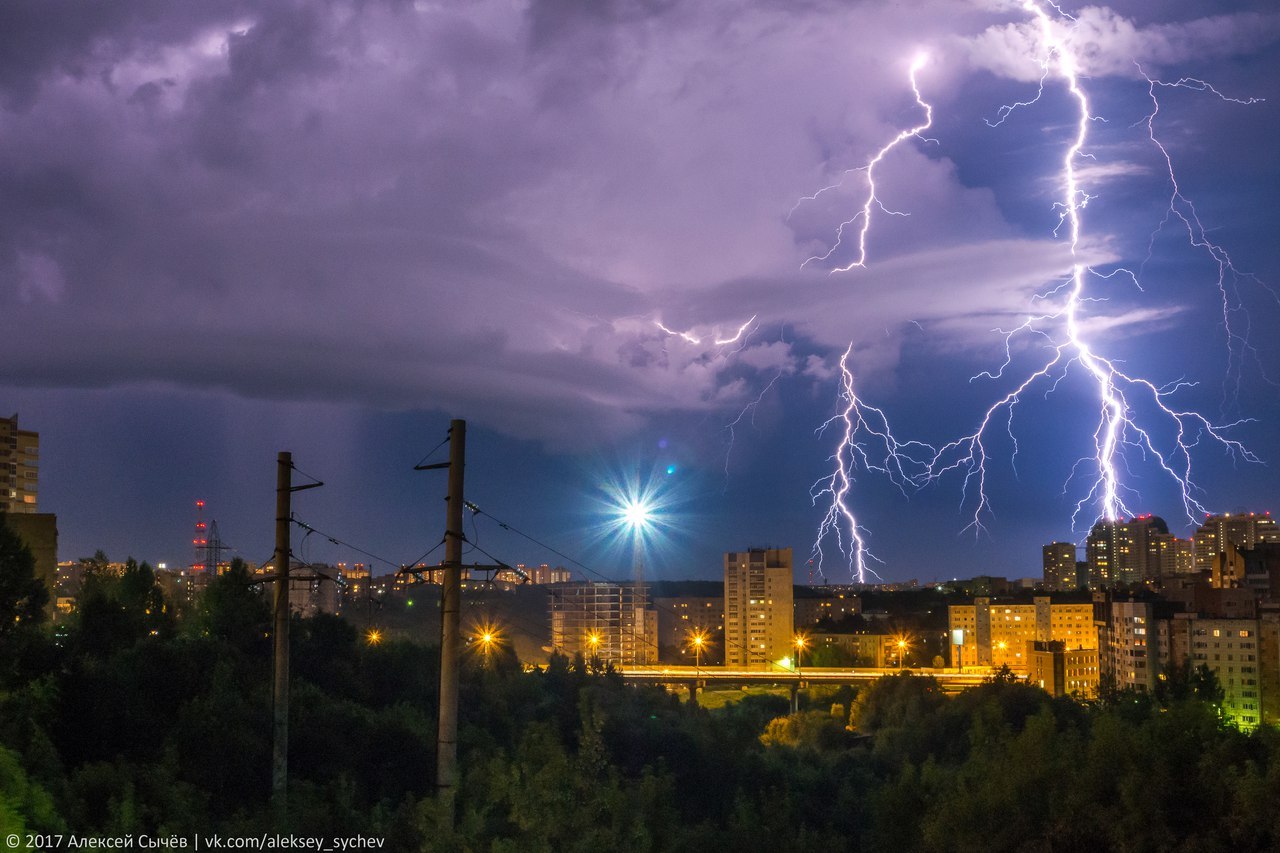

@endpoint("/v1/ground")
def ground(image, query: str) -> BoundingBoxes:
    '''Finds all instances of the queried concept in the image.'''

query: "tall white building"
[724,547,794,668]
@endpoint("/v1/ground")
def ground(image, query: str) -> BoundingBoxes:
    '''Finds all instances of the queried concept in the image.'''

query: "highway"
[616,665,1000,692]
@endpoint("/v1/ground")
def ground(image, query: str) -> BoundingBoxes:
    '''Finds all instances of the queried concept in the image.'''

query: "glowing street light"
[473,621,502,666]
[895,636,910,671]
[689,628,709,674]
[794,634,809,676]
[586,631,602,659]
[365,628,383,646]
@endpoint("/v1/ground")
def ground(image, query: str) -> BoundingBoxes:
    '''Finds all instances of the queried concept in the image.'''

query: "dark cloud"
[1,0,1277,576]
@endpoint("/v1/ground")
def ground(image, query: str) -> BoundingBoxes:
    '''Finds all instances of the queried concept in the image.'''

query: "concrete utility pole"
[271,451,292,823]
[270,452,322,827]
[436,419,466,828]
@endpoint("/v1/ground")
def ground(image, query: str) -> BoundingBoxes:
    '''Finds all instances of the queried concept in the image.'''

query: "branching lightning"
[807,0,1265,578]
[917,0,1262,534]
[798,56,940,582]
[811,345,931,582]
[1136,67,1274,405]
[798,53,934,272]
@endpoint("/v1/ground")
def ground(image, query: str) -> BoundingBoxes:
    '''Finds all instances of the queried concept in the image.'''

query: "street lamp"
[365,628,383,646]
[689,629,707,675]
[794,634,808,677]
[476,625,499,665]
[896,637,909,671]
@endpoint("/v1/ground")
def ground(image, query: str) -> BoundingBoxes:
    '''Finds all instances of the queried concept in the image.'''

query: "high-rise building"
[1086,515,1189,586]
[1043,542,1078,591]
[1194,512,1280,571]
[724,547,794,668]
[1,413,39,514]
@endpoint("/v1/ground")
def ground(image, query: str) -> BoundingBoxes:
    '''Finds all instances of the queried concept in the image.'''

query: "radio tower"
[193,500,209,573]
[192,500,229,575]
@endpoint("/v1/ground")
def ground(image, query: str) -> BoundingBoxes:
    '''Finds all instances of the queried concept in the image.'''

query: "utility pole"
[437,420,465,829]
[271,451,291,825]
[270,452,321,827]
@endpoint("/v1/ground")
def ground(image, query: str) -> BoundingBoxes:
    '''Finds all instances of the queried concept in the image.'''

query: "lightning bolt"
[654,314,757,348]
[798,53,934,271]
[920,0,1261,534]
[1136,67,1274,407]
[723,368,785,481]
[810,344,931,582]
[809,0,1265,569]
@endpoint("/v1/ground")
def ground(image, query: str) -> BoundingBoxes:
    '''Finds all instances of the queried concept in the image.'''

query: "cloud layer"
[1,0,1276,448]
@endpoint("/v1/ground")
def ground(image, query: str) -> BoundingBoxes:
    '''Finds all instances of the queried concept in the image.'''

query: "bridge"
[616,665,1001,711]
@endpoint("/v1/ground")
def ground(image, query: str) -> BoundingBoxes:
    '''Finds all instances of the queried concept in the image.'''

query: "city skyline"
[1,1,1278,581]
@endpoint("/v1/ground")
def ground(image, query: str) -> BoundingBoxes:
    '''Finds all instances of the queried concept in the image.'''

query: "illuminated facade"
[1087,516,1190,587]
[1,413,39,514]
[1194,513,1279,572]
[724,547,794,668]
[1169,616,1269,729]
[948,596,1096,671]
[1027,640,1100,698]
[1042,542,1078,591]
[1101,599,1171,692]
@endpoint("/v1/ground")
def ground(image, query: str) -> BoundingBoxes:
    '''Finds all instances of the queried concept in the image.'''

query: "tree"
[0,513,48,639]
[193,558,270,652]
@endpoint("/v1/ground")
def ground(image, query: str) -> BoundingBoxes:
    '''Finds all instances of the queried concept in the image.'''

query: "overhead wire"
[464,500,796,675]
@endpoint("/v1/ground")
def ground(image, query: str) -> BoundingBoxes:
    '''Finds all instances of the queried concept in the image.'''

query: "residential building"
[4,512,57,597]
[794,588,861,626]
[0,413,39,514]
[1027,640,1100,698]
[1194,512,1280,572]
[1169,615,1267,729]
[724,547,795,668]
[549,581,657,665]
[653,593,723,656]
[1043,542,1078,591]
[1087,515,1189,587]
[810,631,891,667]
[948,595,1096,671]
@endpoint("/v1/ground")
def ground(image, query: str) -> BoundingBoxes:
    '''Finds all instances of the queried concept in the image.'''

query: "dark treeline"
[5,518,1280,851]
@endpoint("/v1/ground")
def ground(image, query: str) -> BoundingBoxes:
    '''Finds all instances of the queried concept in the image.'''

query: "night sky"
[2,0,1278,584]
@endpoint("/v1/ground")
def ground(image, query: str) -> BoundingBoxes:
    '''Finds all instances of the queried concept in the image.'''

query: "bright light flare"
[587,460,690,571]
[618,497,655,532]
[469,620,503,662]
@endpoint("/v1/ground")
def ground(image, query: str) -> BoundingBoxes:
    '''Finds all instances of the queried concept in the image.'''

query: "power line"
[464,500,796,675]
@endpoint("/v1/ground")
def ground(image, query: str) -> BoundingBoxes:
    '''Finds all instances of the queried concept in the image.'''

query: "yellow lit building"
[1027,641,1100,697]
[949,596,1096,672]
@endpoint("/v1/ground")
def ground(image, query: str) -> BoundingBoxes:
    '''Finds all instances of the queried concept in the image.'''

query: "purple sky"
[2,0,1278,583]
